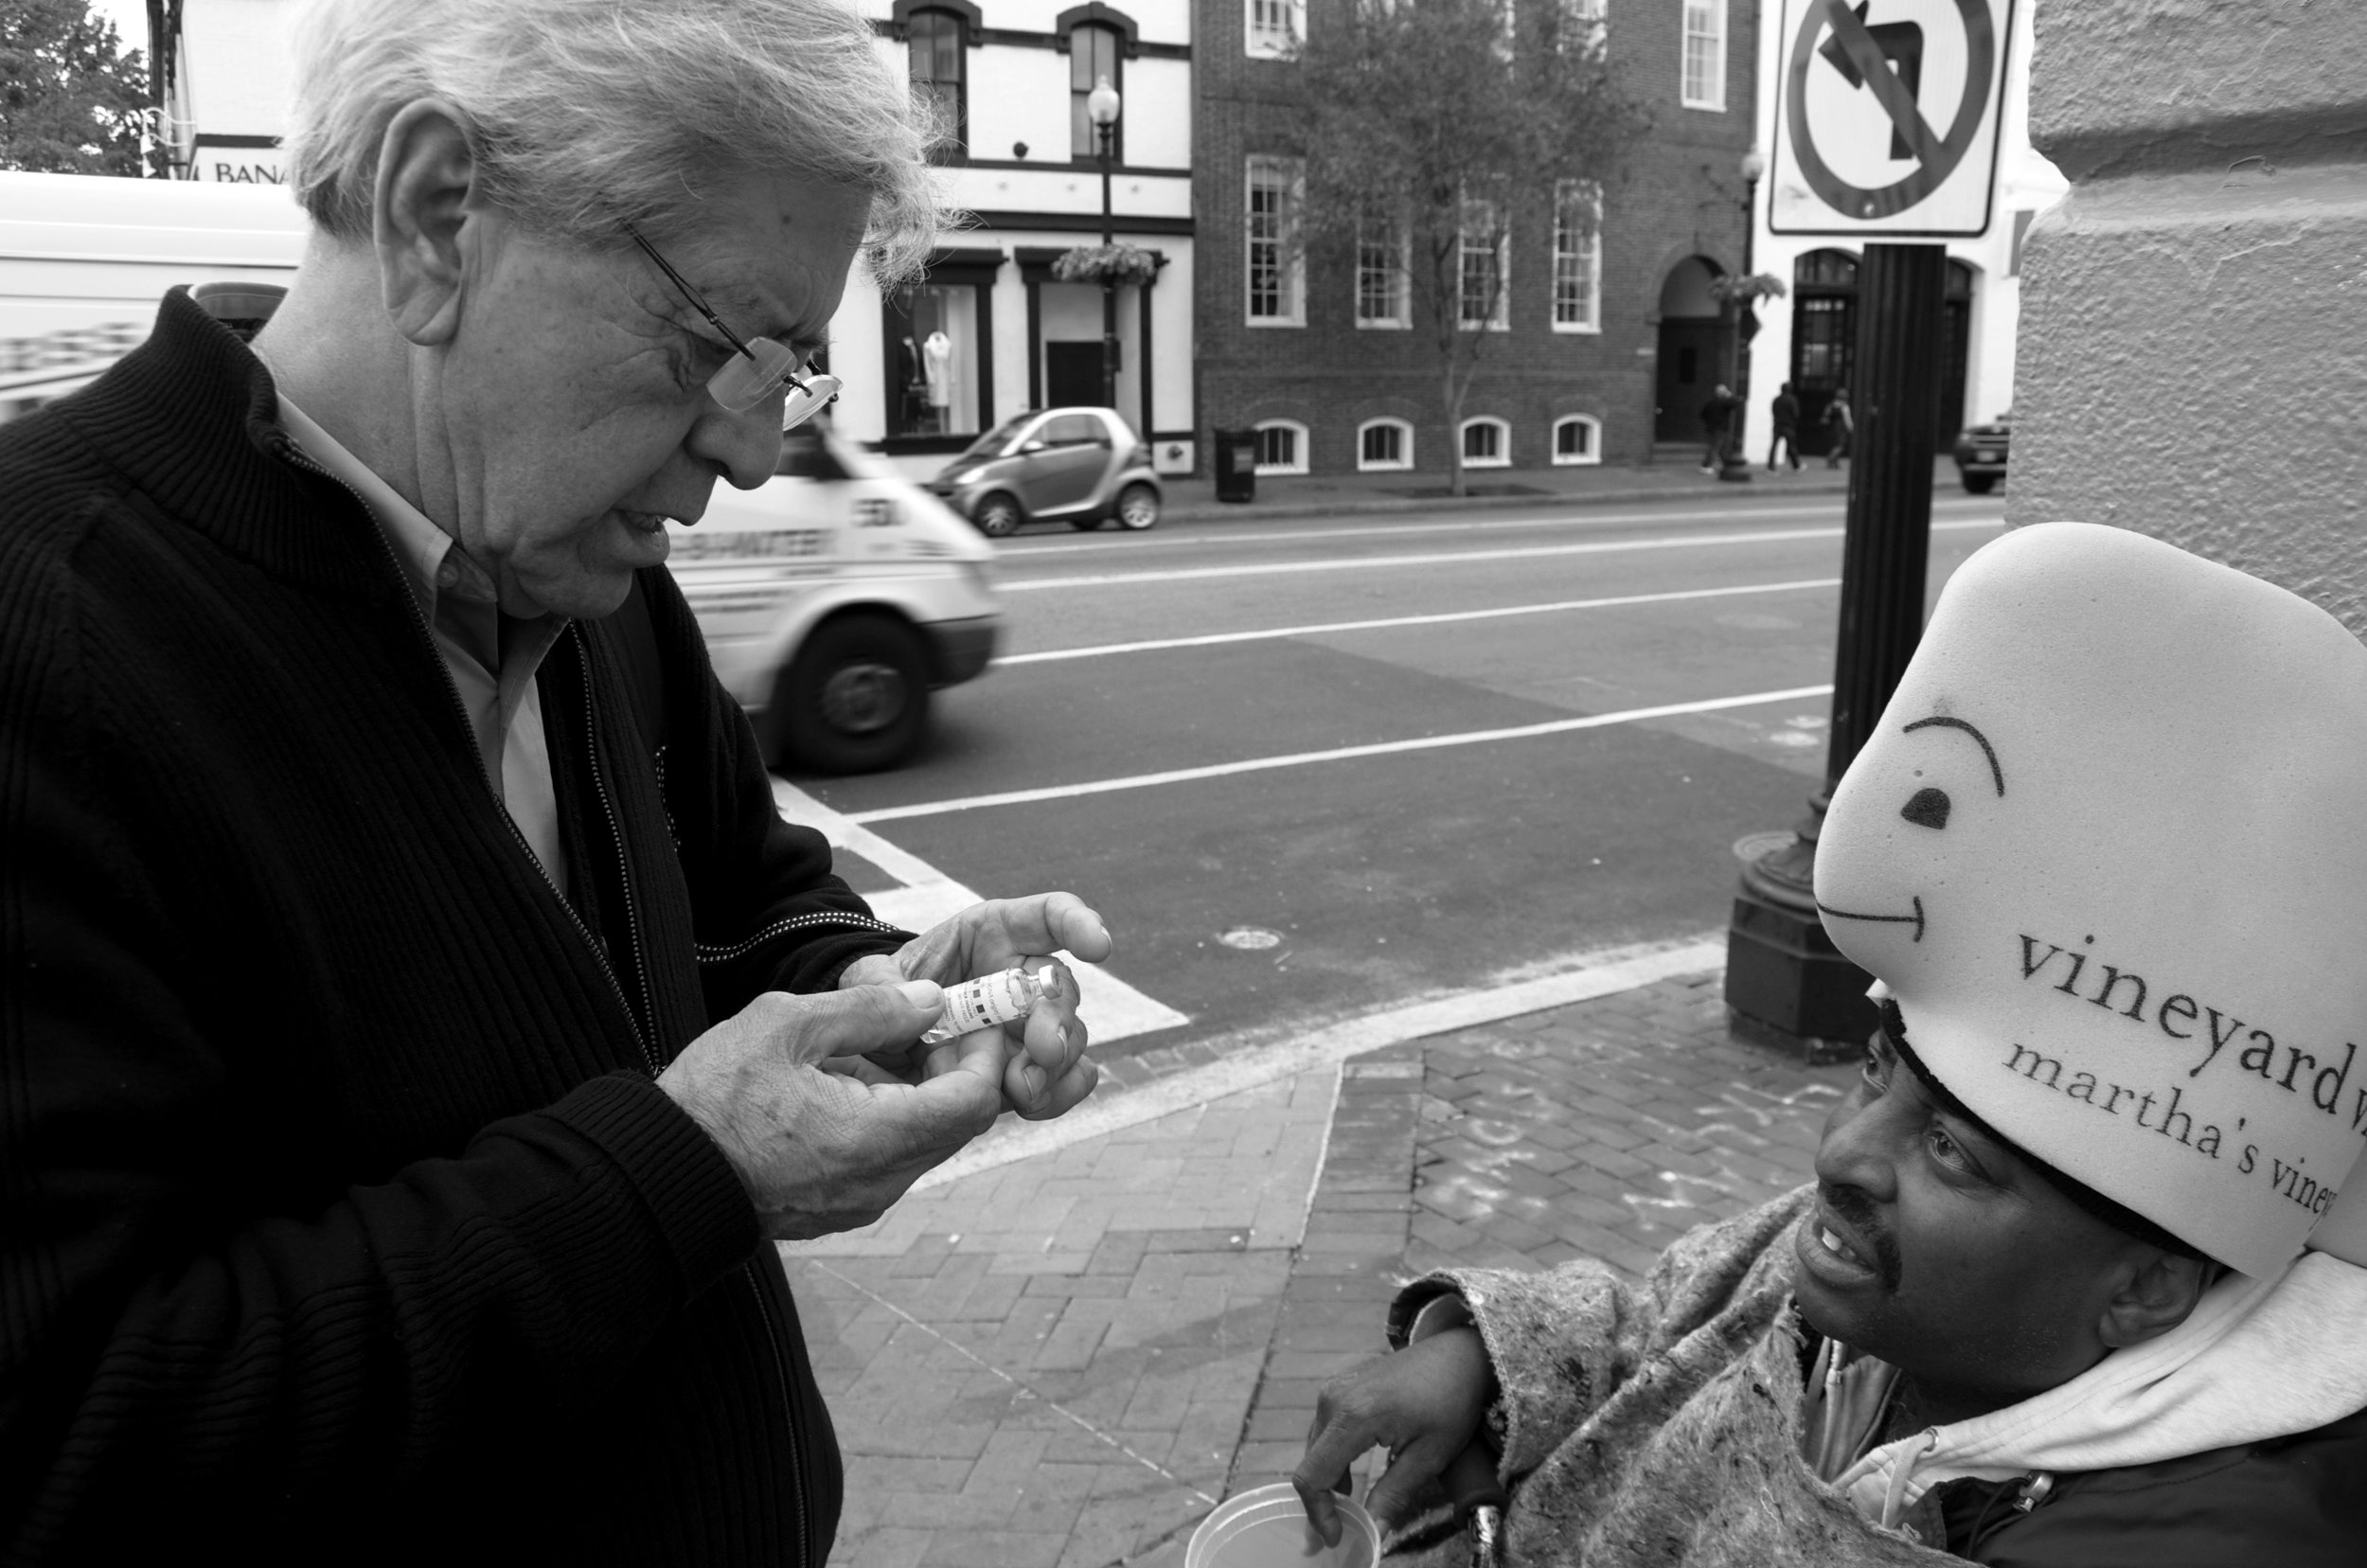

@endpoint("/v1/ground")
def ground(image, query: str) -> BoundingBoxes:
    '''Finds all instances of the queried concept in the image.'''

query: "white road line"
[845,684,1835,825]
[995,577,1842,666]
[769,778,1193,1043]
[913,934,1728,1188]
[1001,499,2006,556]
[998,517,2003,592]
[1001,502,1854,554]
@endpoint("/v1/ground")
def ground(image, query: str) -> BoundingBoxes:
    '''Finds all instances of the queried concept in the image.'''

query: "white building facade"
[115,0,1196,473]
[845,0,1196,480]
[1736,0,2065,462]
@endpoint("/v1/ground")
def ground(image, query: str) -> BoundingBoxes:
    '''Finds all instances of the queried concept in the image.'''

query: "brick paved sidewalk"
[784,971,1857,1568]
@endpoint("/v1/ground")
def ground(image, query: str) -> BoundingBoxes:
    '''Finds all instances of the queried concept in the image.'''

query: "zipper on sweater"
[273,437,659,1077]
[576,625,659,1061]
[743,1264,811,1568]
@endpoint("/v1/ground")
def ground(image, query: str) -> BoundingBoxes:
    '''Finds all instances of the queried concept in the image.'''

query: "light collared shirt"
[276,397,571,895]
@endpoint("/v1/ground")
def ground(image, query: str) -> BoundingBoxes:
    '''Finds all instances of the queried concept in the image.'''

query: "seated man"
[1294,523,2367,1565]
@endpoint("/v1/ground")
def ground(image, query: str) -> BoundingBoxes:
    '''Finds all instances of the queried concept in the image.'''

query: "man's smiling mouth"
[1815,895,1926,943]
[615,509,672,535]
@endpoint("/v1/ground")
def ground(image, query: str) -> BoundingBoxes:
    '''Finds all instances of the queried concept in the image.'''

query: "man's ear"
[372,100,482,347]
[2097,1251,2216,1349]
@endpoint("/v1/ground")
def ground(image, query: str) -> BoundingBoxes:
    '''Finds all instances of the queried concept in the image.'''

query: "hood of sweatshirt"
[1832,1248,2367,1528]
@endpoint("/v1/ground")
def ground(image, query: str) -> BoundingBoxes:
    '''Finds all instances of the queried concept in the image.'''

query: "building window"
[1682,0,1723,110]
[1552,414,1602,465]
[1070,24,1123,160]
[1247,155,1306,326]
[1552,181,1601,331]
[1458,198,1508,330]
[907,9,968,158]
[1357,419,1413,472]
[1356,218,1408,329]
[1254,419,1309,474]
[1247,0,1305,57]
[1461,418,1509,467]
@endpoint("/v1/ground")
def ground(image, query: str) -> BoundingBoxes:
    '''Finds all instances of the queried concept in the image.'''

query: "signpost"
[1726,0,2016,1055]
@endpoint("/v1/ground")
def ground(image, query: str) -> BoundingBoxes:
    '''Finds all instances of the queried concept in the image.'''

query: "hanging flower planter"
[1050,242,1161,287]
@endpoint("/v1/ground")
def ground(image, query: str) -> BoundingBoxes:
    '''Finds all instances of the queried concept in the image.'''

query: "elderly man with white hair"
[0,0,1104,1560]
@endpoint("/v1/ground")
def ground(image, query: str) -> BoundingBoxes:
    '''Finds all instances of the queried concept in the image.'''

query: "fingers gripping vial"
[920,963,1065,1044]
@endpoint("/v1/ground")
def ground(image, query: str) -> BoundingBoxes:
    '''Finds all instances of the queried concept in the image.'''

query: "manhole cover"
[1219,927,1284,950]
[1733,831,1795,863]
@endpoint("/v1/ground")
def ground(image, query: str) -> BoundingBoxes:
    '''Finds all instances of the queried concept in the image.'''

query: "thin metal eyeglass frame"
[622,221,833,422]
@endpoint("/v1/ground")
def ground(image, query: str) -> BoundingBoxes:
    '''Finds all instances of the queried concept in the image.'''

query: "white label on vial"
[921,966,1045,1043]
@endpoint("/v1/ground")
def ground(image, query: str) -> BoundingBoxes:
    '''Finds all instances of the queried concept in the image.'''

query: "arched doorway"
[1789,249,1856,457]
[1789,251,1977,455]
[1653,257,1725,442]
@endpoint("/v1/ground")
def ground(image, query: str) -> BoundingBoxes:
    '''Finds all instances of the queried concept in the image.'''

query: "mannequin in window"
[897,333,922,434]
[921,330,953,432]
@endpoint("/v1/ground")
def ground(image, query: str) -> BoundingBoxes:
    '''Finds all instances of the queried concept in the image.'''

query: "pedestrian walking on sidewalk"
[1769,382,1803,471]
[0,0,1112,1559]
[1823,385,1854,467]
[1699,383,1740,472]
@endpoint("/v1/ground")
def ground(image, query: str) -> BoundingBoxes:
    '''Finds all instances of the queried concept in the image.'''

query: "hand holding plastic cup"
[1185,1484,1381,1568]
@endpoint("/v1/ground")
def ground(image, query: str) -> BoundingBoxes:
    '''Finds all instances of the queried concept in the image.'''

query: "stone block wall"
[2009,0,2367,631]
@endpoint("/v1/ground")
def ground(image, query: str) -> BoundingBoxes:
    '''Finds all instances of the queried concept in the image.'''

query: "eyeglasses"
[624,222,842,430]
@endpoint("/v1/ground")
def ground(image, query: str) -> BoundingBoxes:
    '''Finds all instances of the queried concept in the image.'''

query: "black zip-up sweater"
[0,290,910,1563]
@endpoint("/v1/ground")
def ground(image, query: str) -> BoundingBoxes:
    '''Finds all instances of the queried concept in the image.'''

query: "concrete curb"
[1160,472,1857,526]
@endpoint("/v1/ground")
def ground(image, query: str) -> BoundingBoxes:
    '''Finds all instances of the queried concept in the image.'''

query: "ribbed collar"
[54,286,398,604]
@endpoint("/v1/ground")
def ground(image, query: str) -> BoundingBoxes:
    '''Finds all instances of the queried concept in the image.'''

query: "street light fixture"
[1088,75,1122,411]
[1719,145,1768,481]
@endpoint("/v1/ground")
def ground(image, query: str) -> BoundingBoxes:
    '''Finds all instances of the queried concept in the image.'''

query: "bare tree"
[1290,0,1647,493]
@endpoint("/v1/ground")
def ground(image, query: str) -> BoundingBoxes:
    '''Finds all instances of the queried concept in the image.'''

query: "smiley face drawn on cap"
[1815,714,2006,945]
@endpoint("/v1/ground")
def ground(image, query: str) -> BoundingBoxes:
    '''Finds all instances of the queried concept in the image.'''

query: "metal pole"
[1099,122,1118,410]
[1724,241,1947,1057]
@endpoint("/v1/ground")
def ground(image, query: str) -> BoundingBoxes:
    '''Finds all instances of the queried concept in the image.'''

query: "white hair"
[282,0,939,281]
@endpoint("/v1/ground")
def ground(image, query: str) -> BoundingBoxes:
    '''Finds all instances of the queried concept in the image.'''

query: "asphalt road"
[785,490,2008,1065]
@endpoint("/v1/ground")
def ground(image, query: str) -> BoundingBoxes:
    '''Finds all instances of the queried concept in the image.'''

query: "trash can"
[1213,428,1257,504]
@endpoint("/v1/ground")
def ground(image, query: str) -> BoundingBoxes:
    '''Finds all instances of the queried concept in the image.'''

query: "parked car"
[1953,411,2010,493]
[666,424,999,774]
[927,406,1162,537]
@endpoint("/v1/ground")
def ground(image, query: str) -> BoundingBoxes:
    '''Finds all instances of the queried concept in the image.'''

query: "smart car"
[927,406,1163,537]
[666,424,999,774]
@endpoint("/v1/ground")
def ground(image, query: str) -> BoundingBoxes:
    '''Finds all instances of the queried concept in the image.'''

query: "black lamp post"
[1717,147,1767,481]
[1087,74,1122,411]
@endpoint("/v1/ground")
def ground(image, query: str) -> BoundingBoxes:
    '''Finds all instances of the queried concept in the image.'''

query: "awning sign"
[1770,0,2016,237]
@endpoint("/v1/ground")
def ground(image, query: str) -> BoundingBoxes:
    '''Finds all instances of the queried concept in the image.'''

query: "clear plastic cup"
[1184,1484,1381,1568]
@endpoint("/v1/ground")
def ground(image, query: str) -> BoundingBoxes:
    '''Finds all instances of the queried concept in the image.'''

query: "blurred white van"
[669,424,1001,774]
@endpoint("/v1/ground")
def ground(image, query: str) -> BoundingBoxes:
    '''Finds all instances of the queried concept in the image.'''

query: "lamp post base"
[1723,794,1875,1063]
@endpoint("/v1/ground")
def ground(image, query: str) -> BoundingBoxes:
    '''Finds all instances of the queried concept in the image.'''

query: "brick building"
[1193,0,1759,477]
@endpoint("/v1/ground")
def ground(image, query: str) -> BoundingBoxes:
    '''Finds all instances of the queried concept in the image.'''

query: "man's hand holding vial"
[658,892,1110,1241]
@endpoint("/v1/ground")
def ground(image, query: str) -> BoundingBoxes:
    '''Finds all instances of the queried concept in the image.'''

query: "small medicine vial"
[920,962,1064,1044]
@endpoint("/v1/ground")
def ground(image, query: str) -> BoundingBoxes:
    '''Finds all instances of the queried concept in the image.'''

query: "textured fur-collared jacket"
[1383,1188,2367,1567]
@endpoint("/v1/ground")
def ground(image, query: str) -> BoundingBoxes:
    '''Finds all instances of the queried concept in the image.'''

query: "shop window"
[907,9,967,157]
[885,281,987,438]
[1070,24,1123,160]
[1254,419,1308,474]
[1461,417,1508,467]
[1358,419,1413,472]
[1552,414,1601,465]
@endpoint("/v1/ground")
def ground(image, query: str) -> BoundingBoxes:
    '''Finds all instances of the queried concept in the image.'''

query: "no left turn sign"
[1770,0,2016,237]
